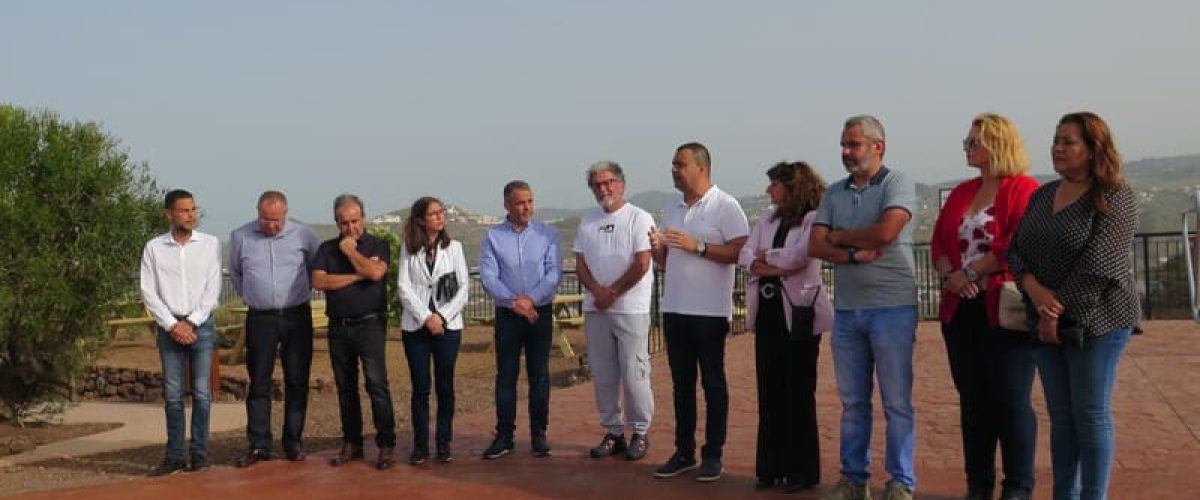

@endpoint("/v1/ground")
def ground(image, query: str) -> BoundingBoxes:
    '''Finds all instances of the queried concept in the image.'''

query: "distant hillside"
[301,154,1200,268]
[912,154,1200,240]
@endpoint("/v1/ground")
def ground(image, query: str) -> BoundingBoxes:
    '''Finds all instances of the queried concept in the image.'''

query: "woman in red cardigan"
[931,113,1040,500]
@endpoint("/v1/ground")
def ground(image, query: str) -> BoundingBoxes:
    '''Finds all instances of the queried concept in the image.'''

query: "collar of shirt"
[842,166,891,190]
[673,184,720,209]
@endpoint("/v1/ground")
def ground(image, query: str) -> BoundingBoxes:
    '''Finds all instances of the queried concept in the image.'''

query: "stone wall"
[78,366,339,403]
[79,366,264,403]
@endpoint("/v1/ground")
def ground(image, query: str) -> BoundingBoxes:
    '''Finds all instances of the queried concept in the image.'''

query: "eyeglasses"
[962,138,983,151]
[589,179,620,190]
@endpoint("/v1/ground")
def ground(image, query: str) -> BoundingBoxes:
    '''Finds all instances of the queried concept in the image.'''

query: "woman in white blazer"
[737,162,833,493]
[397,196,469,465]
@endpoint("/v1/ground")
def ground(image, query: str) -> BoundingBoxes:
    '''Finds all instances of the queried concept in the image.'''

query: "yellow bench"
[105,301,158,340]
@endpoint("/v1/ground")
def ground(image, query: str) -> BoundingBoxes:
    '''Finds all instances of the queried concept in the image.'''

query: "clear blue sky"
[5,1,1197,235]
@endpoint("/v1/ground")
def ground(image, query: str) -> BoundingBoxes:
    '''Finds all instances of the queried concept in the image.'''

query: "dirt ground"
[0,324,589,496]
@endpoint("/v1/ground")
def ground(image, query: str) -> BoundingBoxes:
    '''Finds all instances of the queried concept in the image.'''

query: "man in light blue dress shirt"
[478,180,562,460]
[228,190,319,467]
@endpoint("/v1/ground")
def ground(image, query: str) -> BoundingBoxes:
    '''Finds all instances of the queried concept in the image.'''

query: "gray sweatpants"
[584,311,654,435]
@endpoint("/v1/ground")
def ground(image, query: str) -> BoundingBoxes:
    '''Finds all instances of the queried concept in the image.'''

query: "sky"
[5,1,1198,235]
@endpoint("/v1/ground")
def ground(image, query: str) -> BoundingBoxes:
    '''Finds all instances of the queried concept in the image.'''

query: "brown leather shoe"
[283,442,307,461]
[236,449,273,468]
[328,443,363,466]
[376,446,395,470]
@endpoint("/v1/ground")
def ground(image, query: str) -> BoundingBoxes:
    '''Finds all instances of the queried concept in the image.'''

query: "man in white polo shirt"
[575,160,656,462]
[650,142,749,482]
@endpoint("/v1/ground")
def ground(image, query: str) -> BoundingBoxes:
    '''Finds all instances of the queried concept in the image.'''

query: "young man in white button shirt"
[650,143,750,482]
[139,189,222,476]
[574,161,656,462]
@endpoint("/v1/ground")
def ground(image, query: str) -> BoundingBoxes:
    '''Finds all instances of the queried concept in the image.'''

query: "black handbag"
[435,272,460,303]
[1056,316,1087,349]
[780,285,820,342]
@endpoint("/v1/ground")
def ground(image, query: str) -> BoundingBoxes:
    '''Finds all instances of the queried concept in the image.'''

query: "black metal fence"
[216,231,1196,355]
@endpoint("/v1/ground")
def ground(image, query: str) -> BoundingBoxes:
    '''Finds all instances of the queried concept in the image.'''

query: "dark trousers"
[328,319,396,448]
[244,306,313,452]
[663,312,729,460]
[942,297,1037,497]
[494,305,552,438]
[754,297,821,484]
[402,327,461,448]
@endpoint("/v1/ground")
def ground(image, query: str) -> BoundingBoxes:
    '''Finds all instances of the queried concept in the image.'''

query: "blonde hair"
[973,112,1031,177]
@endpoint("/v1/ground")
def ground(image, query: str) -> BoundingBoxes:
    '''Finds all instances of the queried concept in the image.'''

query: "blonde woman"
[931,113,1039,500]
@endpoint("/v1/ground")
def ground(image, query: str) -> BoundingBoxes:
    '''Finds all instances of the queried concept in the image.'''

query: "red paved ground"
[14,320,1200,499]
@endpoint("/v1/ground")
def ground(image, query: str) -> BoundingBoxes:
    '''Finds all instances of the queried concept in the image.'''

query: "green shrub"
[0,104,160,424]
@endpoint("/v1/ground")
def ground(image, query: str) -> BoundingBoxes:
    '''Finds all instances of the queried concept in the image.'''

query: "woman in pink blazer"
[738,161,833,493]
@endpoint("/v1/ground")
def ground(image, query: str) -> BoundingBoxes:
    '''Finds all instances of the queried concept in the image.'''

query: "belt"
[329,313,381,327]
[248,303,311,316]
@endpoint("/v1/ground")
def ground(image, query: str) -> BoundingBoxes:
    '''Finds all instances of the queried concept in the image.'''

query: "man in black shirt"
[312,193,397,470]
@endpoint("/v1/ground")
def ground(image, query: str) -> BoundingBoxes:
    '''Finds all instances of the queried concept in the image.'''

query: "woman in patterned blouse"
[1009,112,1139,500]
[931,113,1040,500]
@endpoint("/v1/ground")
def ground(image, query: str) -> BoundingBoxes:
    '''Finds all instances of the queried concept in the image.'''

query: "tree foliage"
[367,225,402,324]
[0,104,161,424]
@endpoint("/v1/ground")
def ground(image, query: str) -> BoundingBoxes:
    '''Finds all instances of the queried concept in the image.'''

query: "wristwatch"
[962,265,980,283]
[847,247,859,264]
[694,241,708,257]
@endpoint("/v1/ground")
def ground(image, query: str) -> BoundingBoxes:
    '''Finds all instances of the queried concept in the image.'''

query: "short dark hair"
[503,180,531,202]
[676,142,711,169]
[164,189,193,209]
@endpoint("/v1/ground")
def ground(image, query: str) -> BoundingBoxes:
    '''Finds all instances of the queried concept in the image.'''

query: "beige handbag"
[998,281,1030,332]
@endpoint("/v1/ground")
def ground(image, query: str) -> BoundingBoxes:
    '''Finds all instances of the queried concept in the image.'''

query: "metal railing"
[213,231,1198,355]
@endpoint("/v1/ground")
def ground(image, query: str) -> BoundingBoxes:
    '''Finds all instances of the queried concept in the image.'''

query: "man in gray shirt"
[229,190,319,467]
[809,116,918,500]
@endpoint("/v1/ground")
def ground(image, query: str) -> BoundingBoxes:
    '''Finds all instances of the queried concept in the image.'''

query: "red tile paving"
[13,320,1200,499]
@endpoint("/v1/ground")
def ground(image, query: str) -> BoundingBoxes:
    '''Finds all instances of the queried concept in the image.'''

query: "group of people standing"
[137,111,1138,500]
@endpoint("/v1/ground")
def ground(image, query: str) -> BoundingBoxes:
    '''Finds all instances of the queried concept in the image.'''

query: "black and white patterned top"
[1008,180,1140,337]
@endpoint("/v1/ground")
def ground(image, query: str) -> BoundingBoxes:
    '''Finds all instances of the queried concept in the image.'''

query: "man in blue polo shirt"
[479,180,562,460]
[809,115,918,500]
[229,190,319,467]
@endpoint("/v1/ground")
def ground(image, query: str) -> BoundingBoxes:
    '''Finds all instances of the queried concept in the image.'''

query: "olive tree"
[0,104,161,424]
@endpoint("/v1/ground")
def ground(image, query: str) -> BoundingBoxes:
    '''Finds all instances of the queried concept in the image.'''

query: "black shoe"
[780,475,817,493]
[625,433,648,461]
[653,450,698,478]
[482,435,514,460]
[376,446,396,470]
[187,454,209,472]
[236,448,273,468]
[589,433,626,458]
[283,442,307,461]
[436,443,453,463]
[149,458,187,477]
[531,433,552,457]
[328,443,364,466]
[755,477,778,490]
[695,459,723,482]
[409,446,429,465]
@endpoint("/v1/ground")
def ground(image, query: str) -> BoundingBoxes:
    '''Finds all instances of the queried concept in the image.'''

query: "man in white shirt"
[139,189,222,476]
[650,142,750,482]
[574,161,656,462]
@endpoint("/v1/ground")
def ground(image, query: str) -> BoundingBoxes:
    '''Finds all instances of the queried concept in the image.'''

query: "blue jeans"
[156,320,216,461]
[831,306,918,489]
[403,327,461,448]
[1036,328,1131,500]
[494,305,552,437]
